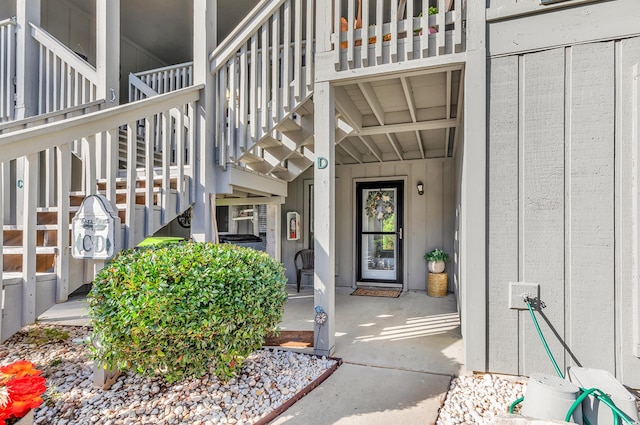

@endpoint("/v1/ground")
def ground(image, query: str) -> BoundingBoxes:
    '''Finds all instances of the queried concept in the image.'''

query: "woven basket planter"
[427,272,447,297]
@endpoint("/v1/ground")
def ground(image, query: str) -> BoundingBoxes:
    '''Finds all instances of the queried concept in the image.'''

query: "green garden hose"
[509,297,637,425]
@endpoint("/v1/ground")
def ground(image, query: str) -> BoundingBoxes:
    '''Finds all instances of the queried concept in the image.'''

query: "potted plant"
[413,7,439,36]
[424,248,449,273]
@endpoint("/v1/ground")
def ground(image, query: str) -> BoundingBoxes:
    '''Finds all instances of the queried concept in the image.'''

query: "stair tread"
[3,246,58,254]
[3,224,59,231]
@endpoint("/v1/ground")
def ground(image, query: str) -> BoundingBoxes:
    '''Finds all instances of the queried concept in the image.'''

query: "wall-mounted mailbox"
[287,211,300,241]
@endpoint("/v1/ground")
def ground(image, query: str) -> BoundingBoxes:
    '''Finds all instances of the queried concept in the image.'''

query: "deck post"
[313,81,336,357]
[95,0,120,181]
[461,1,487,372]
[15,0,40,120]
[14,0,41,227]
[266,204,282,262]
[191,0,217,242]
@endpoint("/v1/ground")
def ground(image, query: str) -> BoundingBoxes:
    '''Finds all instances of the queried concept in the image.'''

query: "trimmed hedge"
[88,242,288,382]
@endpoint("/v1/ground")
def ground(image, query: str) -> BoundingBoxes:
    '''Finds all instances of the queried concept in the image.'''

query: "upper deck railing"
[332,0,464,71]
[129,61,194,102]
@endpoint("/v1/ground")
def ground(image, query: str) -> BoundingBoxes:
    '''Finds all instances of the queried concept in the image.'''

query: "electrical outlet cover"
[508,282,540,309]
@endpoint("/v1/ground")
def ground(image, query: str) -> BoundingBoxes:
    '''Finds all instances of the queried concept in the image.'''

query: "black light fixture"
[417,182,424,196]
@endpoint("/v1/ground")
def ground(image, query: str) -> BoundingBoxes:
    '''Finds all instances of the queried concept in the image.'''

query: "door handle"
[398,228,403,240]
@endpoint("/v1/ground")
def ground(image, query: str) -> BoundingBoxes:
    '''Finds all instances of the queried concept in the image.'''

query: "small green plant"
[88,242,288,383]
[428,6,438,15]
[48,358,63,367]
[424,249,449,262]
[26,327,70,346]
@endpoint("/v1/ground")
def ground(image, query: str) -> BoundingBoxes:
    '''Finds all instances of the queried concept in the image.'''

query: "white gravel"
[437,374,640,425]
[437,374,527,425]
[0,324,337,425]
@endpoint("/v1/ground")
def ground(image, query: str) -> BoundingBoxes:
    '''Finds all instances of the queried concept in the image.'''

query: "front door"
[356,181,403,287]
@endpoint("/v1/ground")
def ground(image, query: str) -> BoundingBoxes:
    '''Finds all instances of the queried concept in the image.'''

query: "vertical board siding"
[487,39,640,385]
[566,42,615,372]
[618,36,640,386]
[520,48,566,376]
[487,55,520,373]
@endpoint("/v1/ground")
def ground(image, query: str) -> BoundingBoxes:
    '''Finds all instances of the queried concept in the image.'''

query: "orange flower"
[0,361,41,379]
[7,376,46,401]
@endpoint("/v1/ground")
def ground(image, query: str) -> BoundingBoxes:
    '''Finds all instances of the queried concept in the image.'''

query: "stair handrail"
[0,99,105,134]
[209,0,288,72]
[0,85,203,161]
[30,23,97,85]
[129,72,159,101]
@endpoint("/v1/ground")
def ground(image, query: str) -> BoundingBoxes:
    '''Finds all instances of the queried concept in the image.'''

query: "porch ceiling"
[333,65,464,165]
[65,0,256,65]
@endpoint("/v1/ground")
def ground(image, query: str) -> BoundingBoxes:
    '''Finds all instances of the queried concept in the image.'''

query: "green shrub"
[88,242,288,383]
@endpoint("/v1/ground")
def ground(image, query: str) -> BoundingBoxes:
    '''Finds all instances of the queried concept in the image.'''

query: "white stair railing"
[332,0,464,71]
[0,18,16,122]
[0,85,202,334]
[30,23,98,114]
[129,61,194,102]
[209,0,315,169]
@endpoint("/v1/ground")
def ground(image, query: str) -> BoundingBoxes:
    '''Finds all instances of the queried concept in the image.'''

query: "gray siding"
[487,38,640,386]
[282,159,456,293]
[487,0,640,57]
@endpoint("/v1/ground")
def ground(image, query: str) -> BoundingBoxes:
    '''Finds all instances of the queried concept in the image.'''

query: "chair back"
[295,249,314,270]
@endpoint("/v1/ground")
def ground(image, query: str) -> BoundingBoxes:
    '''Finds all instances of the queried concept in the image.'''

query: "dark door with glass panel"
[356,181,403,285]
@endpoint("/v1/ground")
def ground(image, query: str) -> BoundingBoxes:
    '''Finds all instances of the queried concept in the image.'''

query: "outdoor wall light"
[417,182,424,195]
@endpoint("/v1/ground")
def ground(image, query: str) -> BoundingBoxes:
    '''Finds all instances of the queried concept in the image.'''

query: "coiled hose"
[508,297,637,425]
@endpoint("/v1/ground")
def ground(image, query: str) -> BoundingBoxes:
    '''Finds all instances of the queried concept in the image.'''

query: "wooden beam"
[216,196,285,206]
[358,118,457,136]
[400,77,417,123]
[358,82,385,125]
[335,86,363,130]
[386,133,403,161]
[337,139,363,164]
[452,67,465,158]
[357,135,383,162]
[445,70,452,156]
[415,130,425,159]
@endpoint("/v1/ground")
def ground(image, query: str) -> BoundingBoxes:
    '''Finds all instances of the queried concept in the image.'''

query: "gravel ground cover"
[436,374,526,424]
[0,324,336,425]
[437,373,640,425]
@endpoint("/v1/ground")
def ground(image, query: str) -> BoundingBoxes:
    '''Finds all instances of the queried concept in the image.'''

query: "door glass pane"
[362,188,397,233]
[361,234,397,280]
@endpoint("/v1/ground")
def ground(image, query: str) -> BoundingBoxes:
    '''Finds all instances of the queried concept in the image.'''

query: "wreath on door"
[365,190,394,221]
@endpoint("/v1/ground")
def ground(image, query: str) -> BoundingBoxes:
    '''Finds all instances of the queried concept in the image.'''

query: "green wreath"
[365,190,394,221]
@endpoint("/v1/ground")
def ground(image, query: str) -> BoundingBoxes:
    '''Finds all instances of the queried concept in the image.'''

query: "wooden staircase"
[0,85,202,343]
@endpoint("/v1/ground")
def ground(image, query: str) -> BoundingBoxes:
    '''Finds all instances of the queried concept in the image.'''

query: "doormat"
[264,330,314,348]
[351,288,401,298]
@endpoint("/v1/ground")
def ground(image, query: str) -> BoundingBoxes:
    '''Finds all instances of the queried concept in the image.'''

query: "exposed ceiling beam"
[386,133,404,161]
[445,70,452,156]
[358,82,385,125]
[357,118,457,136]
[337,140,363,164]
[415,130,425,159]
[453,68,465,158]
[335,86,363,130]
[358,135,383,162]
[400,77,417,123]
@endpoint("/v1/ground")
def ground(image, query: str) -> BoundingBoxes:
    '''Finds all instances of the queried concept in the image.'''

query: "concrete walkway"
[271,285,463,424]
[38,284,464,424]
